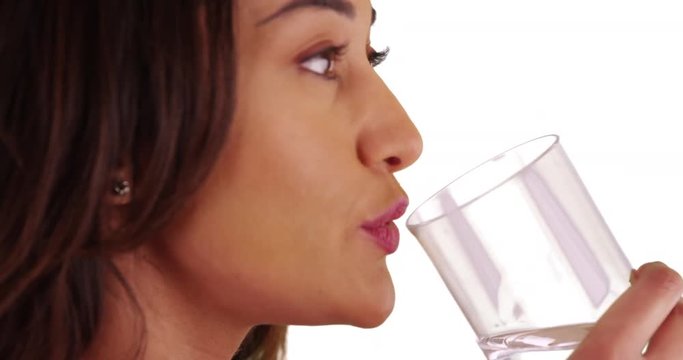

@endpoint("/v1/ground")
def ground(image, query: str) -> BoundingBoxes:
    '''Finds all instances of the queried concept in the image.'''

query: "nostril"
[385,156,401,167]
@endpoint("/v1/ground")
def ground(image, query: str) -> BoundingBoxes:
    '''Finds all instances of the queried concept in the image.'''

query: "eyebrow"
[257,0,376,26]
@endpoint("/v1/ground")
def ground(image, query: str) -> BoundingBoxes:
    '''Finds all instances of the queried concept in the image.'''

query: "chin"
[352,305,394,328]
[346,285,396,328]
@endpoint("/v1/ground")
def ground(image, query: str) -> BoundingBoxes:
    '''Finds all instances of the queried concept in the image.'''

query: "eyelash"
[300,44,390,80]
[368,47,390,67]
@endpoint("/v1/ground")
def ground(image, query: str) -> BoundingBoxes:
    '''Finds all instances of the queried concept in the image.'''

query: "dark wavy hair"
[0,0,285,358]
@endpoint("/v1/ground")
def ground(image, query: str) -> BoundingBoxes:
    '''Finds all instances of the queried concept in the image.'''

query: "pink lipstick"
[362,199,408,254]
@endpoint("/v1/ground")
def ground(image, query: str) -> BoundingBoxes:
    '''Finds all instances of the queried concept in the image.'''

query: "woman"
[0,0,681,359]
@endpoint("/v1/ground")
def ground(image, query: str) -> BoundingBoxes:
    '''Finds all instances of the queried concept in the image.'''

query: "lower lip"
[362,222,400,254]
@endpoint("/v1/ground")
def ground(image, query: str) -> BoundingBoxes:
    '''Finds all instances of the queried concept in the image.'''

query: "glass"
[406,135,632,360]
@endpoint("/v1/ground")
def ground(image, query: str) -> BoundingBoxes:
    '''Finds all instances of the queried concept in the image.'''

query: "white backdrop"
[288,1,683,358]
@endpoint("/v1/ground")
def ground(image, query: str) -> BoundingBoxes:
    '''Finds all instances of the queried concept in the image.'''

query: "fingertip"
[629,269,638,284]
[637,262,683,295]
[637,261,668,273]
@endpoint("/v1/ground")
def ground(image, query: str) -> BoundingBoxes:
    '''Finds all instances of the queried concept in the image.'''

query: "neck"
[84,251,251,360]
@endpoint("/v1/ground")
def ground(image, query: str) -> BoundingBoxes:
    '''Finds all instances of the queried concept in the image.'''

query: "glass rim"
[406,134,560,228]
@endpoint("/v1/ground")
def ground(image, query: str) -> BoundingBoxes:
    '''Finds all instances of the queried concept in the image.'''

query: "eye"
[300,46,345,80]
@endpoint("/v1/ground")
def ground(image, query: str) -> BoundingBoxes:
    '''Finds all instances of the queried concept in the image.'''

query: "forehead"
[235,0,372,23]
[235,0,277,18]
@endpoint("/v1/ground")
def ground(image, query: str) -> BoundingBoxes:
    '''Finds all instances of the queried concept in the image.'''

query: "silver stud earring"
[112,179,131,197]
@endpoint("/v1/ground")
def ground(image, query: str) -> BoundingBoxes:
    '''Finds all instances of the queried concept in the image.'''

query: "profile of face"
[152,0,422,330]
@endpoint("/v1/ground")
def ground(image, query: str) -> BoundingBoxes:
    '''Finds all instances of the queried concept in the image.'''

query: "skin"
[86,1,683,359]
[571,262,683,359]
[89,0,421,358]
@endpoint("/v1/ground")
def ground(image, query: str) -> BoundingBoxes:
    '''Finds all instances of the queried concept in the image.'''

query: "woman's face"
[159,0,422,328]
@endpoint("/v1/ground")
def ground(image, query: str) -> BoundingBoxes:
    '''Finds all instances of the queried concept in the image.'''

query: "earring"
[112,179,131,197]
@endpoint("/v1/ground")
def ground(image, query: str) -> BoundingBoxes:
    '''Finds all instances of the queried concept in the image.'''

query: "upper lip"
[362,198,409,229]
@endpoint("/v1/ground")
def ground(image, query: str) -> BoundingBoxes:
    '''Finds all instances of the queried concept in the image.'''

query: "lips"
[361,199,408,254]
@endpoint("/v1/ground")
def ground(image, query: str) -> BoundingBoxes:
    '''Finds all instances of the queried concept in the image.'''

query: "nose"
[355,72,423,173]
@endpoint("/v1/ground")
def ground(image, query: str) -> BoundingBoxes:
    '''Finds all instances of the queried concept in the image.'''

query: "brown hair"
[0,0,284,358]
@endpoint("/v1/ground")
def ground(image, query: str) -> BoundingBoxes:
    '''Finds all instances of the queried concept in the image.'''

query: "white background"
[288,1,683,358]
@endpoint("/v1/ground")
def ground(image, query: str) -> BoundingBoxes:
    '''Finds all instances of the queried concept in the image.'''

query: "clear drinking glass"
[406,135,632,360]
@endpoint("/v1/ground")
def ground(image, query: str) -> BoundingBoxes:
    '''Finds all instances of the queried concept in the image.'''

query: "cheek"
[153,75,396,325]
[153,141,323,312]
[218,103,358,238]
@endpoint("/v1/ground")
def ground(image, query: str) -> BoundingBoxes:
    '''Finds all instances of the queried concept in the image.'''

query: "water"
[478,323,593,359]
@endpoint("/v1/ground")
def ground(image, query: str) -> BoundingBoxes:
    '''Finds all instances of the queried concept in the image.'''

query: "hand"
[570,262,683,359]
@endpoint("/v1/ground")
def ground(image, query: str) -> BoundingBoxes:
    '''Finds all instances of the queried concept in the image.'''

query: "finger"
[644,300,683,358]
[572,262,683,358]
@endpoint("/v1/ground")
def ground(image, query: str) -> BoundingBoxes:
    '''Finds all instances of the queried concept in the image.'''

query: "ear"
[102,165,133,232]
